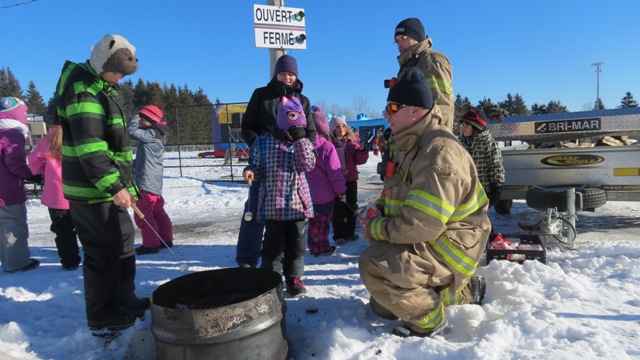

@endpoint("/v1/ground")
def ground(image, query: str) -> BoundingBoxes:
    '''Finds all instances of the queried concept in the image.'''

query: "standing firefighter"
[55,34,148,331]
[359,68,490,338]
[393,17,454,129]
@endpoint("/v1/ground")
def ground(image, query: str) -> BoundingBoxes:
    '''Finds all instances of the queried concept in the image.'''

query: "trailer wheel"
[494,199,512,214]
[525,187,607,212]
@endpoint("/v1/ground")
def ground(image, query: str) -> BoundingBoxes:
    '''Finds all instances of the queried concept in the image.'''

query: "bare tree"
[350,95,376,118]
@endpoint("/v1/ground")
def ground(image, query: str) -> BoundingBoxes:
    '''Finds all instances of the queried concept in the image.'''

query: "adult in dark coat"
[236,54,316,268]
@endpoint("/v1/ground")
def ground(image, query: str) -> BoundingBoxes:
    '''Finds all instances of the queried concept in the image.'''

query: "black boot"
[120,256,150,311]
[88,307,145,331]
[467,275,487,305]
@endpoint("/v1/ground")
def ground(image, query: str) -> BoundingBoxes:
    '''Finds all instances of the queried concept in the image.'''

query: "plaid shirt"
[460,130,505,190]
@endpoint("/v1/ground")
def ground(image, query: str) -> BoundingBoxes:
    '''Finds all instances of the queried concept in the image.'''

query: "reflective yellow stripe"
[449,185,488,222]
[369,217,386,241]
[413,302,445,330]
[405,189,454,224]
[441,283,466,306]
[429,235,478,276]
[383,196,403,216]
[426,75,453,98]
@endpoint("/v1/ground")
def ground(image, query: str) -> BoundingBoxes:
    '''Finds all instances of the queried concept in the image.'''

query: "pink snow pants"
[133,190,173,248]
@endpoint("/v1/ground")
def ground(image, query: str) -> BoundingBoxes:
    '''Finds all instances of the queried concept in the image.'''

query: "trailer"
[486,107,640,214]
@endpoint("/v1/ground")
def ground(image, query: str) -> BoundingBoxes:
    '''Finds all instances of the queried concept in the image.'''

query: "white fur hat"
[89,34,138,76]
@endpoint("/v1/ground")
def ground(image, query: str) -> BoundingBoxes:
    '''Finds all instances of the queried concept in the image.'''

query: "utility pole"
[591,61,604,110]
[268,0,286,78]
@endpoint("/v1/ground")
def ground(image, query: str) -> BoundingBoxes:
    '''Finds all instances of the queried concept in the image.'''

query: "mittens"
[288,126,306,141]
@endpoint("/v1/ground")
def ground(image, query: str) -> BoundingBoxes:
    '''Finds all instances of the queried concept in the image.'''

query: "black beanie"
[387,68,434,109]
[394,17,426,42]
[274,55,298,77]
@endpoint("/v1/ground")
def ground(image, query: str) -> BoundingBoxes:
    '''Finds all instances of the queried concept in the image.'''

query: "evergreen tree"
[593,98,606,111]
[509,93,529,116]
[133,79,149,107]
[25,80,47,115]
[146,82,165,108]
[476,97,497,118]
[118,79,136,118]
[47,94,56,112]
[497,93,529,117]
[498,93,516,115]
[531,103,547,114]
[547,100,568,113]
[454,94,473,120]
[0,67,24,98]
[193,88,213,106]
[163,84,179,107]
[619,91,638,108]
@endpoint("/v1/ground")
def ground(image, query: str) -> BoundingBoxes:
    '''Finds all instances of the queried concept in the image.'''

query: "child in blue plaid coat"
[243,96,316,297]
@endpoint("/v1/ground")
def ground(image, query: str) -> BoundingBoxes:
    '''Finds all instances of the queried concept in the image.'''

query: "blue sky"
[3,0,639,116]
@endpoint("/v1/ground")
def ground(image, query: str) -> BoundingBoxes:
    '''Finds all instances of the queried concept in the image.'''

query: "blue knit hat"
[274,55,298,77]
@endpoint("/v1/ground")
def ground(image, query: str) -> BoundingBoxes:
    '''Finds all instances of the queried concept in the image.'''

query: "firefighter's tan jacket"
[397,38,454,129]
[363,106,490,316]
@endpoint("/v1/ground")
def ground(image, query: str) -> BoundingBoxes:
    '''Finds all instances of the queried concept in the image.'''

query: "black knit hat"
[394,18,426,42]
[387,68,433,109]
[274,55,298,77]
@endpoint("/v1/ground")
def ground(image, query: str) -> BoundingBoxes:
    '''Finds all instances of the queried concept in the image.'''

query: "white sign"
[253,4,306,50]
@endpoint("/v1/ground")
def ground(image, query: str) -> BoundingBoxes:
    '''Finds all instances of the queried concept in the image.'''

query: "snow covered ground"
[1,152,639,359]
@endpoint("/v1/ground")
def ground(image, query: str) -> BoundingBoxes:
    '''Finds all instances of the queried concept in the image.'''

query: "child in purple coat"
[305,107,346,256]
[0,97,40,273]
[243,96,316,297]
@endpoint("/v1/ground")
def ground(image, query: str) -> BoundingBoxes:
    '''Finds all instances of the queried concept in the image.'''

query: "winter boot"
[285,277,307,298]
[467,275,487,305]
[314,246,337,257]
[369,296,398,320]
[392,318,450,338]
[135,245,159,255]
[88,307,145,331]
[6,259,40,273]
[119,256,150,311]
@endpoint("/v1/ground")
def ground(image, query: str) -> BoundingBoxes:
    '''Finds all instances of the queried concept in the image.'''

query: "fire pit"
[151,267,288,360]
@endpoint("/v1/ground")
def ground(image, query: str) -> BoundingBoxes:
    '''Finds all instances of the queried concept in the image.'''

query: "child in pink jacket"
[28,123,81,270]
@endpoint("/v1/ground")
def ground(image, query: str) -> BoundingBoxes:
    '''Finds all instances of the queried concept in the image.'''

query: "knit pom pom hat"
[90,34,138,76]
[139,105,166,126]
[329,115,347,133]
[312,106,329,137]
[0,97,28,125]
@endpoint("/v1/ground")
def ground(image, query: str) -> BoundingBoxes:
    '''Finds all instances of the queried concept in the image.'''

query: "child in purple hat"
[243,96,316,297]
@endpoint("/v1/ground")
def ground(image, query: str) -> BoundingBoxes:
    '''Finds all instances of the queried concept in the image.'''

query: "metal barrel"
[151,268,288,360]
